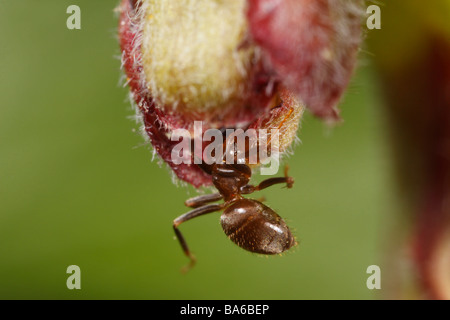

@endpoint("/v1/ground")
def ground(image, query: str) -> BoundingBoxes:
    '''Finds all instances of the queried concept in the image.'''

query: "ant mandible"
[173,110,297,272]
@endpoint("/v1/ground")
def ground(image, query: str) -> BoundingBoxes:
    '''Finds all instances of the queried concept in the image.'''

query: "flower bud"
[118,0,362,186]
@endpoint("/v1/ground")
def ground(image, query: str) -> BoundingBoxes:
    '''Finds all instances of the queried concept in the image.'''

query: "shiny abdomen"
[221,199,296,254]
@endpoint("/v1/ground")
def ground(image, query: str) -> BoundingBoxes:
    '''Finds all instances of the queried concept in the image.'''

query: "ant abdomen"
[221,199,297,254]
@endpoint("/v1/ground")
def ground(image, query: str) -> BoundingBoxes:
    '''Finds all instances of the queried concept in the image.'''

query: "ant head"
[211,164,251,197]
[220,199,296,254]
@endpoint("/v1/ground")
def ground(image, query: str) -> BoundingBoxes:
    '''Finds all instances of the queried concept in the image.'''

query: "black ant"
[172,106,297,271]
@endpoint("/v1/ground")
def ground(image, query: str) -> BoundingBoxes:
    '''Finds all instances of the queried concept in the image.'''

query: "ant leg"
[173,203,224,272]
[241,166,294,195]
[184,193,223,208]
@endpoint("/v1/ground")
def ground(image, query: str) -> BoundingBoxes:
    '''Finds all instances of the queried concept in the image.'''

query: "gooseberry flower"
[118,0,363,187]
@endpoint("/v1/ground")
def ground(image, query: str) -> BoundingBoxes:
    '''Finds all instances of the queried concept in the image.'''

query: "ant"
[173,105,297,272]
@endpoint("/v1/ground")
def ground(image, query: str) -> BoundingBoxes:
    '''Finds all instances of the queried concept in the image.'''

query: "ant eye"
[221,199,296,254]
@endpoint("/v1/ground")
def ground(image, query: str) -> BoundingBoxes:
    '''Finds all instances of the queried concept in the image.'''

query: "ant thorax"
[211,164,251,201]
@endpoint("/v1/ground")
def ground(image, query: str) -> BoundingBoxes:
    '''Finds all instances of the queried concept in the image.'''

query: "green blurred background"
[0,1,391,299]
